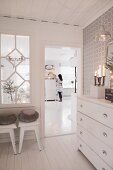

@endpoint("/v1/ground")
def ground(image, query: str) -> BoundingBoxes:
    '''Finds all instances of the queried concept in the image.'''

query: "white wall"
[45,59,73,75]
[0,17,83,137]
[45,60,60,75]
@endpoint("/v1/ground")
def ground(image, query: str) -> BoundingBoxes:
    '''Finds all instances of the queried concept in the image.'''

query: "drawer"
[78,126,113,168]
[78,138,112,170]
[77,112,113,149]
[78,99,113,129]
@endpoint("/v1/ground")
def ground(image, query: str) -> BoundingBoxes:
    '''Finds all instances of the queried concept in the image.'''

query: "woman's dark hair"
[58,74,63,81]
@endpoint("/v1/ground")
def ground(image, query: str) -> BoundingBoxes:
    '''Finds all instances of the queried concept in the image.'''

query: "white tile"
[45,97,76,136]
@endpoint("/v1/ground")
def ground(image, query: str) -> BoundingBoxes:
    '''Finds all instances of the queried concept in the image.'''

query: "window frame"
[0,33,31,106]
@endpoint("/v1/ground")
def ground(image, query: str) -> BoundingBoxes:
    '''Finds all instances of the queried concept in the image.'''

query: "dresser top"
[78,95,113,109]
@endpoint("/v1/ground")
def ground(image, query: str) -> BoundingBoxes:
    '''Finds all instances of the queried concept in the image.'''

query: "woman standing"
[57,74,63,102]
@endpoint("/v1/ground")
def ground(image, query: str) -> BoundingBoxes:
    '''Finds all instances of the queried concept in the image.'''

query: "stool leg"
[34,126,42,151]
[19,128,24,153]
[9,129,17,155]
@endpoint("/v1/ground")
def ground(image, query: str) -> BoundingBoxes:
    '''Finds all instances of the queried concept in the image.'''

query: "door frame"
[40,42,83,138]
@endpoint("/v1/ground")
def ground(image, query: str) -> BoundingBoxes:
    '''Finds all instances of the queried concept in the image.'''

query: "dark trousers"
[58,92,62,101]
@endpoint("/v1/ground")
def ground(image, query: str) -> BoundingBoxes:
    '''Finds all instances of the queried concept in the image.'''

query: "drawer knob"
[80,131,83,135]
[80,118,83,121]
[103,132,107,137]
[80,104,83,108]
[102,150,107,156]
[103,113,108,118]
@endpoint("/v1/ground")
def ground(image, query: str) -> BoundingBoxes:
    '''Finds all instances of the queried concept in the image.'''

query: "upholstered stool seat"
[18,110,39,123]
[18,110,42,153]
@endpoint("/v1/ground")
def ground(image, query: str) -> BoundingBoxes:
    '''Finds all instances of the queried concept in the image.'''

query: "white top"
[56,78,63,92]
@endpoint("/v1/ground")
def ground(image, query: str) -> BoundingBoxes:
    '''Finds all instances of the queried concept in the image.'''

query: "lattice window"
[0,34,30,104]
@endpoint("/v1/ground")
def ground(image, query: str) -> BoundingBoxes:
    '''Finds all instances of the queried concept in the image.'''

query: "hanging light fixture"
[95,25,112,42]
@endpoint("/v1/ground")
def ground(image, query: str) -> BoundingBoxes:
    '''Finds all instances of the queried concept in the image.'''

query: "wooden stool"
[0,124,17,154]
[18,120,42,153]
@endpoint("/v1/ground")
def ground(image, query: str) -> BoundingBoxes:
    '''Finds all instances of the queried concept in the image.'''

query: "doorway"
[44,46,79,137]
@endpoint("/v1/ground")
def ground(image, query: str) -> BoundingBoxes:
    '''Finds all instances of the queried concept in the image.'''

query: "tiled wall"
[83,7,113,95]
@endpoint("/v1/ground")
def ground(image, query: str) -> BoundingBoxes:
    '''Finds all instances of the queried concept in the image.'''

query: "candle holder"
[102,76,105,86]
[94,76,97,86]
[94,64,106,86]
[98,77,102,86]
[94,76,105,86]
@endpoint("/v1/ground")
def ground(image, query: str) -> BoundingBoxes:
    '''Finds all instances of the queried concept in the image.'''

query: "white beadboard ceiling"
[0,0,113,27]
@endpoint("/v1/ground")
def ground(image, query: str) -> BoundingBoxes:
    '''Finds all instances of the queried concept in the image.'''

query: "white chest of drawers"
[77,96,113,170]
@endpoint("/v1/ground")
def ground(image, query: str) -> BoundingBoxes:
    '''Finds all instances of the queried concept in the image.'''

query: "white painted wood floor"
[45,97,77,137]
[0,134,96,170]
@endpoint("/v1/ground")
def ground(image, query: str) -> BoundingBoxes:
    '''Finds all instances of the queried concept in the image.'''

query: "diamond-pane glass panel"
[17,82,30,103]
[1,82,16,104]
[1,58,14,80]
[16,36,29,58]
[1,34,15,57]
[0,34,30,104]
[7,49,24,66]
[9,73,24,88]
[16,59,29,80]
[1,91,13,104]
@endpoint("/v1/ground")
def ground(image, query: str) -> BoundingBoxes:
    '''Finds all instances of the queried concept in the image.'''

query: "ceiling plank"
[0,0,113,27]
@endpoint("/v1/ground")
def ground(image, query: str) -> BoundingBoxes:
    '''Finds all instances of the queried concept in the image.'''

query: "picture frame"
[106,41,113,71]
